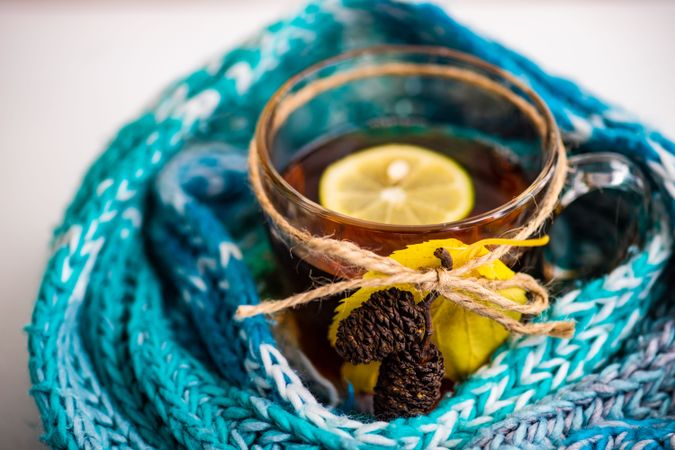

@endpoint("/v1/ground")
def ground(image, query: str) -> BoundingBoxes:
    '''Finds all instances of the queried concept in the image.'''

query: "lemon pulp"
[318,144,475,225]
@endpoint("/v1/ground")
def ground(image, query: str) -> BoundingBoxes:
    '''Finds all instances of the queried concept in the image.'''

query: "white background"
[1,1,673,448]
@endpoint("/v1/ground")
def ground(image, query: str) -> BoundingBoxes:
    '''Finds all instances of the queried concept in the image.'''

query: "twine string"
[236,63,576,338]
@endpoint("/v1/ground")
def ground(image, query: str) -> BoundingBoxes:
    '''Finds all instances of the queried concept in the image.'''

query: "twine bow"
[235,142,576,339]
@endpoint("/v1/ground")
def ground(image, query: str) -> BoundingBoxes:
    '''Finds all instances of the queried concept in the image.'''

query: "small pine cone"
[373,342,444,420]
[335,288,426,364]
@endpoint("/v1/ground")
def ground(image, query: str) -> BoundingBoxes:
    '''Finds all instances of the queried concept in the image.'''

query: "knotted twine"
[235,60,576,338]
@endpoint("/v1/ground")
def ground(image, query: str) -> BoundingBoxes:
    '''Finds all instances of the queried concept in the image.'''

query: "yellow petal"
[341,361,381,394]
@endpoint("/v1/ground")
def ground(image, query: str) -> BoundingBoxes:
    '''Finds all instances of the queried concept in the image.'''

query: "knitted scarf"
[28,1,674,449]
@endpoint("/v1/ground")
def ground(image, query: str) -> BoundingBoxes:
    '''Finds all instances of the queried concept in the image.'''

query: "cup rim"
[253,44,561,233]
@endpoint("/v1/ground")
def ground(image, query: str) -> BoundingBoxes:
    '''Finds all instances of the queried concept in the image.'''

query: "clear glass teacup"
[251,46,650,382]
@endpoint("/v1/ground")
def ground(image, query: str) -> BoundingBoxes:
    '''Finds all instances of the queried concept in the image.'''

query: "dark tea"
[273,126,532,385]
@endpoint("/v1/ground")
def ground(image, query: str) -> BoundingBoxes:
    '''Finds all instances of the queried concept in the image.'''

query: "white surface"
[0,1,673,448]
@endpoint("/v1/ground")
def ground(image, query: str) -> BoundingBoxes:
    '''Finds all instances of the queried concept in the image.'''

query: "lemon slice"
[318,144,474,225]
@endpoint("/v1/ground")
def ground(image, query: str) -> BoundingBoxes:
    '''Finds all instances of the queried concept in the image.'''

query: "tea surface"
[283,127,530,220]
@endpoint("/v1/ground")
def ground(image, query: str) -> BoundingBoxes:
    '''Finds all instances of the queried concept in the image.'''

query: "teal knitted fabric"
[28,1,674,449]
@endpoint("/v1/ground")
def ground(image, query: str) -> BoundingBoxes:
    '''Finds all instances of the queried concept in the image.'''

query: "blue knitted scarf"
[28,1,674,449]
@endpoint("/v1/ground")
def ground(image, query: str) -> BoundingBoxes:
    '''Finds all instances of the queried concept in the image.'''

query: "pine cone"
[373,342,444,420]
[335,288,426,364]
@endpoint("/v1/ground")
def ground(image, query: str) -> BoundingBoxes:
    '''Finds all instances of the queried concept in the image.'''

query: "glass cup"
[253,45,650,287]
[252,45,651,386]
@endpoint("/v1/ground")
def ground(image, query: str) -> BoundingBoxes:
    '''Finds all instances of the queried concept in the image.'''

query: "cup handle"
[542,152,652,281]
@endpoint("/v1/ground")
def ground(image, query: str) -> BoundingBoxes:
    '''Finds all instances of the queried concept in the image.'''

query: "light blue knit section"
[27,1,674,449]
